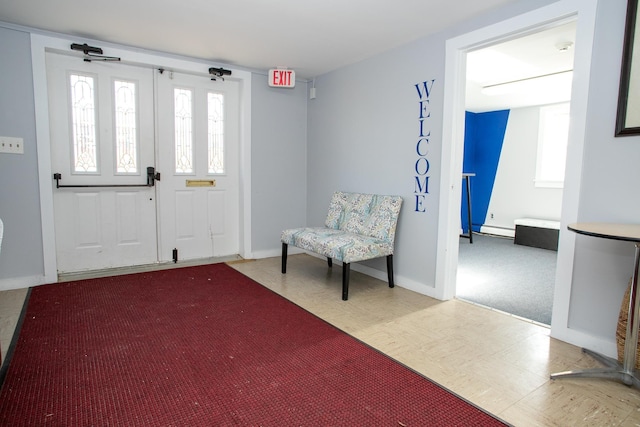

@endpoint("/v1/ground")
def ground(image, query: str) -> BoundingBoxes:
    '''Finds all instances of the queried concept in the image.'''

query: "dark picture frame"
[616,0,640,136]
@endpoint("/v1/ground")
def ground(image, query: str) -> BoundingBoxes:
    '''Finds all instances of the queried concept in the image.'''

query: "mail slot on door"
[185,180,216,187]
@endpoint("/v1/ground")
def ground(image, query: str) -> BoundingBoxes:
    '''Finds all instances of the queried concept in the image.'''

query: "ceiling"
[0,0,519,79]
[466,21,577,112]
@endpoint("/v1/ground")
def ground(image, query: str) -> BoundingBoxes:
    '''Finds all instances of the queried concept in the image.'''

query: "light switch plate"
[0,136,24,154]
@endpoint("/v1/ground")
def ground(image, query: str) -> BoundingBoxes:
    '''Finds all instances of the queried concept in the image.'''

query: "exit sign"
[268,69,295,88]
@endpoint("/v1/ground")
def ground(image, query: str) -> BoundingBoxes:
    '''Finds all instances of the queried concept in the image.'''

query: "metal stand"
[460,173,475,243]
[551,243,640,388]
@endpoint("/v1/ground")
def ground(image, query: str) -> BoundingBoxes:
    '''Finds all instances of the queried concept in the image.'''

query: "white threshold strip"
[455,296,551,329]
[57,254,244,282]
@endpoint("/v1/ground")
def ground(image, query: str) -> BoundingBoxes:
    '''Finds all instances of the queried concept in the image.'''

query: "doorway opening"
[455,22,576,326]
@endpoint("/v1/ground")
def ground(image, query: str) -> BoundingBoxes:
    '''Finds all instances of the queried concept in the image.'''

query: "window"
[207,92,225,174]
[174,88,193,174]
[535,103,570,188]
[70,74,98,173]
[114,80,138,173]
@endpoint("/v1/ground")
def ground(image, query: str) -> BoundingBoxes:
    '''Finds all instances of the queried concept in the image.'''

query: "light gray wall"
[307,35,446,286]
[250,73,308,255]
[307,0,558,291]
[568,0,640,338]
[0,27,44,280]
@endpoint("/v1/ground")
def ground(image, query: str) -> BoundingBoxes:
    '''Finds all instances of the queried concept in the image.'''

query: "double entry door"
[47,52,240,273]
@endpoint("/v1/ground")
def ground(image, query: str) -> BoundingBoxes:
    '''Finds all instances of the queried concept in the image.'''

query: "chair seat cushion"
[281,227,393,264]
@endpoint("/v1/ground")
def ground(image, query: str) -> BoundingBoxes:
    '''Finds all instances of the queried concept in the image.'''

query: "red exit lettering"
[269,69,296,87]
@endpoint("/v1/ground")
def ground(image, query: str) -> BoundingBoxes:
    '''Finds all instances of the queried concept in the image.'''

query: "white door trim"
[437,1,602,351]
[31,33,253,283]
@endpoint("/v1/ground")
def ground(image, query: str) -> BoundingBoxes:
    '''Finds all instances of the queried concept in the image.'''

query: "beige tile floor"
[2,254,640,426]
[0,287,27,364]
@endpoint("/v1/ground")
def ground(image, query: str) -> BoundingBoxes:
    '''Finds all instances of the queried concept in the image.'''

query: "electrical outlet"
[0,136,24,154]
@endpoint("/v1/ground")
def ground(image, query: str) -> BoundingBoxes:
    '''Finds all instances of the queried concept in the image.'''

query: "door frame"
[31,33,253,283]
[436,0,601,351]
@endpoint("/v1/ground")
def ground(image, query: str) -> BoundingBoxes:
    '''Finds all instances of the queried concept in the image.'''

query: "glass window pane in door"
[114,80,138,173]
[174,88,193,174]
[70,74,98,173]
[208,93,225,174]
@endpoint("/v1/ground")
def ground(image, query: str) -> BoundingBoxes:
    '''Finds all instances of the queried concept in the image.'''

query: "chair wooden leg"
[342,263,350,301]
[327,258,333,268]
[281,243,288,274]
[387,255,395,288]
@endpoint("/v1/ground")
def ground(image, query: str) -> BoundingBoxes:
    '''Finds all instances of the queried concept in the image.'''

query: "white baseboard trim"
[480,225,515,238]
[351,263,440,299]
[250,249,281,259]
[550,325,617,360]
[300,252,440,300]
[246,246,306,260]
[250,248,441,300]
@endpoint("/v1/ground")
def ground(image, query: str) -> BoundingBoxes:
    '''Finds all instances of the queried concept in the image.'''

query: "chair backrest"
[324,192,403,243]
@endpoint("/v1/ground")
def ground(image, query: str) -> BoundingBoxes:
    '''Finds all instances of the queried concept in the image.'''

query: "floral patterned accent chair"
[281,192,403,300]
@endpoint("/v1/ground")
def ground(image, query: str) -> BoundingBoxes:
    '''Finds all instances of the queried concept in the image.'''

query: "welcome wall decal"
[414,79,435,213]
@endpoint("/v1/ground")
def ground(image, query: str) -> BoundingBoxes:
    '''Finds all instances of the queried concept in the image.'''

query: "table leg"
[466,176,473,244]
[551,243,640,388]
[460,175,473,243]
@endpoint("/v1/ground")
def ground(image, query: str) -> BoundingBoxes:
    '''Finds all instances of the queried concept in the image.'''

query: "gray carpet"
[456,233,556,325]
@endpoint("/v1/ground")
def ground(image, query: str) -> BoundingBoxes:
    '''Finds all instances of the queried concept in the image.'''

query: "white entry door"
[47,53,158,273]
[156,71,240,262]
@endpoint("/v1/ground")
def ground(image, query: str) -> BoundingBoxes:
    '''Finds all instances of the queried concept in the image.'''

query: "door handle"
[146,167,161,186]
[54,167,161,188]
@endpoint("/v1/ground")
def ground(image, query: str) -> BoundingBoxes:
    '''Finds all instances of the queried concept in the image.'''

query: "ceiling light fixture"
[556,41,574,51]
[481,69,573,96]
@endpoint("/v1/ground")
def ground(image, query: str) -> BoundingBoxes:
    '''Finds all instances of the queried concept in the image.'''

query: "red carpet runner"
[0,263,508,426]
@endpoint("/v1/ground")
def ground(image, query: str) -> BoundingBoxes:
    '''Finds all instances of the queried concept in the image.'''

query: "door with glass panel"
[156,71,240,262]
[46,53,157,272]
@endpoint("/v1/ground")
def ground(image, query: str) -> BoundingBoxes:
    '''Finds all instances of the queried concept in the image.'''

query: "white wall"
[484,105,563,231]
